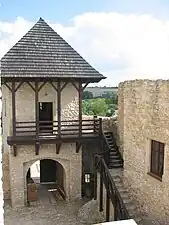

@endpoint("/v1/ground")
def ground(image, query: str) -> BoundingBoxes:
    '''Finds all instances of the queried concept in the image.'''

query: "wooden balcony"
[7,118,102,146]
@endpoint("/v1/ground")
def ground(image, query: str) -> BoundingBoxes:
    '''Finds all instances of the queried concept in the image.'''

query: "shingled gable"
[1,17,106,82]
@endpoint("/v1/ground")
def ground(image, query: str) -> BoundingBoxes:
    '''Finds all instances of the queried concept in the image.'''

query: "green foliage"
[82,91,118,117]
[82,91,93,99]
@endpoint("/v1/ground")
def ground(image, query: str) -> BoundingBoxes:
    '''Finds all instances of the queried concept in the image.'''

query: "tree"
[82,98,108,116]
[82,91,93,99]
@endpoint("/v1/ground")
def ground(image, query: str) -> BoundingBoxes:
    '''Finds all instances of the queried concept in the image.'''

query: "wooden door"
[40,159,57,183]
[39,102,53,133]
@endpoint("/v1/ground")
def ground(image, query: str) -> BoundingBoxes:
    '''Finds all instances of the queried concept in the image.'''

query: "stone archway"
[24,157,67,205]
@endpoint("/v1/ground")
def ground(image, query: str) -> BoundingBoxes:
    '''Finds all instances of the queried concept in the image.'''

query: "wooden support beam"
[57,81,61,138]
[13,144,17,157]
[99,118,103,136]
[93,115,97,133]
[35,81,39,139]
[93,156,97,200]
[99,164,103,212]
[106,183,110,222]
[61,81,68,92]
[15,81,24,92]
[114,194,118,221]
[49,81,58,92]
[76,142,82,153]
[56,143,62,154]
[38,81,47,92]
[79,82,83,137]
[12,80,16,137]
[82,82,90,91]
[71,81,79,91]
[27,82,35,91]
[4,82,12,92]
[35,142,40,155]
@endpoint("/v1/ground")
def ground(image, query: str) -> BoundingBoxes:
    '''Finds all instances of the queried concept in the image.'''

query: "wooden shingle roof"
[1,17,105,81]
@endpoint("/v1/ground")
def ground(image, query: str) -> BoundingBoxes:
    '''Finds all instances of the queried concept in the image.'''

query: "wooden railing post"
[114,193,118,220]
[93,115,97,133]
[99,118,102,136]
[106,181,110,222]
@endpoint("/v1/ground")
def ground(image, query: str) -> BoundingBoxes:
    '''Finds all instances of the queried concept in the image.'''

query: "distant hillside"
[85,86,118,97]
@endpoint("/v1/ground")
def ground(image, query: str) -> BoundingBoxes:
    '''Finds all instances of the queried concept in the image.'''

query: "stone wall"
[10,143,82,208]
[2,82,80,205]
[118,79,169,221]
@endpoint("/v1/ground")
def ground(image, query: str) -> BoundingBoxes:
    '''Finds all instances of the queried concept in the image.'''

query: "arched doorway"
[26,159,66,205]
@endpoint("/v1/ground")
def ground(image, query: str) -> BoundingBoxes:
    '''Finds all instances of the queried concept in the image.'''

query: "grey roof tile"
[1,17,105,81]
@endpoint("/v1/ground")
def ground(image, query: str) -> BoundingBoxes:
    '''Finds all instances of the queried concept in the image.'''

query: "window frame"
[148,139,165,181]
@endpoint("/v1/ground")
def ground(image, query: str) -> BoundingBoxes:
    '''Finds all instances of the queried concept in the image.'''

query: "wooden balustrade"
[14,119,101,138]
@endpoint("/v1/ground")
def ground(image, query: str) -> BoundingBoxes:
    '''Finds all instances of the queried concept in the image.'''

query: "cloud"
[1,13,169,86]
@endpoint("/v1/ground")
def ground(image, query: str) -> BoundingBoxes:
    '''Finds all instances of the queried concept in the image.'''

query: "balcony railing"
[13,118,102,138]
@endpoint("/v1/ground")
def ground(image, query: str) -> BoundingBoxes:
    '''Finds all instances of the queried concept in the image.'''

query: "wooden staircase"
[103,131,123,169]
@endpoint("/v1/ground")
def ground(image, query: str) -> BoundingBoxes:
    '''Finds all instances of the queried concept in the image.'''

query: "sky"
[1,0,169,86]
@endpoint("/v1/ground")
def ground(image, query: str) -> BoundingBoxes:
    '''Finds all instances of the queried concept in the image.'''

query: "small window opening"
[85,174,90,183]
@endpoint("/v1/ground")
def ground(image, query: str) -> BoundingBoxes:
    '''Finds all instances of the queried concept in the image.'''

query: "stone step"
[104,132,111,135]
[108,164,123,169]
[109,159,122,163]
[109,151,118,156]
[105,134,111,138]
[109,155,120,160]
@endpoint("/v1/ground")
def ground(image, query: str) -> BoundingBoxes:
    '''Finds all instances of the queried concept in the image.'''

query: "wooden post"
[57,81,61,138]
[99,163,103,212]
[114,194,118,220]
[93,156,97,200]
[99,117,102,136]
[79,82,82,137]
[12,80,16,137]
[93,115,97,133]
[35,81,39,138]
[106,181,110,222]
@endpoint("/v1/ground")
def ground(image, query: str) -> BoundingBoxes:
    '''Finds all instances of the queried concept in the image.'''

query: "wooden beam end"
[35,142,40,155]
[76,142,82,153]
[13,144,17,157]
[56,143,62,154]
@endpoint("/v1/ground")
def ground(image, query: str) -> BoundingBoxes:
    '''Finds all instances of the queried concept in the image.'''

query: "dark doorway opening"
[40,159,57,183]
[39,102,53,133]
[26,159,66,205]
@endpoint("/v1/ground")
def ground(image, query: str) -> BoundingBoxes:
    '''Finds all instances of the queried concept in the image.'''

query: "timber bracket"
[76,141,82,153]
[56,142,62,154]
[13,144,17,157]
[35,142,40,155]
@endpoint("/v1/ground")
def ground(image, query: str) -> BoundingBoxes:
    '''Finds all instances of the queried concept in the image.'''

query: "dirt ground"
[4,199,85,225]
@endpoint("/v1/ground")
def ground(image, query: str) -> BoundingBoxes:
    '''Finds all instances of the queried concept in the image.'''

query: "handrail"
[94,154,130,221]
[13,119,101,137]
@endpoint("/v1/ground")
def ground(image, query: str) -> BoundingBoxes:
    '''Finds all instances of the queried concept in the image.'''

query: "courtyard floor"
[4,159,86,225]
[4,199,85,225]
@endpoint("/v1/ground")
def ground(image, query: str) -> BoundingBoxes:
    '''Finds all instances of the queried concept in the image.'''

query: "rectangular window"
[150,140,164,180]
